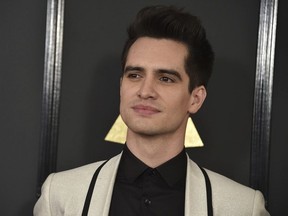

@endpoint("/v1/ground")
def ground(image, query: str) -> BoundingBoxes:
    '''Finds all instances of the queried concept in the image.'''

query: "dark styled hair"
[121,5,214,92]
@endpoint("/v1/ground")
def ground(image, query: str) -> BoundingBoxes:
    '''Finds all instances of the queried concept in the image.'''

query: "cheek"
[120,86,132,105]
[168,89,190,102]
[169,93,191,110]
[120,84,127,98]
[120,87,127,99]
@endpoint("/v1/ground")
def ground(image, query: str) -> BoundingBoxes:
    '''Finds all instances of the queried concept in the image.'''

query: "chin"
[130,125,167,137]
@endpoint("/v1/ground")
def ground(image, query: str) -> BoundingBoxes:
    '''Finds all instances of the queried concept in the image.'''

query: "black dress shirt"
[109,145,187,216]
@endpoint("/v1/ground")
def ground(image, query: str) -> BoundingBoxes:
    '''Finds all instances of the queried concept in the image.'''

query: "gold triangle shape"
[105,115,127,144]
[184,117,204,147]
[105,115,204,148]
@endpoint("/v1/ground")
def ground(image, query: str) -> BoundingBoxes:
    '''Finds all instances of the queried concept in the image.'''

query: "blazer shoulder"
[205,168,254,195]
[50,153,122,195]
[204,168,269,215]
[51,153,122,186]
[53,160,106,182]
[34,153,122,216]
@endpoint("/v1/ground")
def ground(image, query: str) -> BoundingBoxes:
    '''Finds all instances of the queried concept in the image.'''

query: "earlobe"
[188,85,207,114]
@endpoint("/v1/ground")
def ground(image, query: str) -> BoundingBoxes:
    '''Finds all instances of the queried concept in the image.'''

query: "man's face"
[120,37,203,138]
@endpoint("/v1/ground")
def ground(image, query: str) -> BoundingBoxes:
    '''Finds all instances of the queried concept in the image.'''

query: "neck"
[126,130,185,168]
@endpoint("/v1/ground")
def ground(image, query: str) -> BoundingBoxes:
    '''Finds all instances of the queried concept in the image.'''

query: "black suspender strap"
[199,166,213,216]
[82,160,109,216]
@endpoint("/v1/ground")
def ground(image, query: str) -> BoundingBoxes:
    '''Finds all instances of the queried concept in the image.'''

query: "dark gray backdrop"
[0,0,46,215]
[0,0,287,215]
[269,0,288,214]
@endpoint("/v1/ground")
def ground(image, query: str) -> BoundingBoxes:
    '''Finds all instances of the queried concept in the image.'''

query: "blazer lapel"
[88,153,122,216]
[185,155,208,216]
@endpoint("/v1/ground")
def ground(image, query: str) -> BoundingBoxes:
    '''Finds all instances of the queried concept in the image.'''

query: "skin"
[120,37,207,168]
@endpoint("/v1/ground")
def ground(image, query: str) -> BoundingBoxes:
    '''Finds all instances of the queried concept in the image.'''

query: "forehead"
[126,37,188,71]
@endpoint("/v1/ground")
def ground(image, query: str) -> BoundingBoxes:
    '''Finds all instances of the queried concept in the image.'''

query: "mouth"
[132,104,161,115]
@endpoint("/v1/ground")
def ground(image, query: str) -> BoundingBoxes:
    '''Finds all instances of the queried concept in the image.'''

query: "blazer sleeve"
[252,190,270,216]
[33,173,55,216]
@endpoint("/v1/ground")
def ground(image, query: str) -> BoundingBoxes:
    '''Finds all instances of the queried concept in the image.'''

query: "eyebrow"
[124,65,182,81]
[157,69,182,81]
[124,66,144,73]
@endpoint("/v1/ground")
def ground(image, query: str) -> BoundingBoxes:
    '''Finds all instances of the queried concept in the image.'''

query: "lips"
[132,104,160,115]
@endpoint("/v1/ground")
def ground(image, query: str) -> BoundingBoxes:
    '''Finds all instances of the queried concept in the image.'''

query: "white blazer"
[34,153,270,216]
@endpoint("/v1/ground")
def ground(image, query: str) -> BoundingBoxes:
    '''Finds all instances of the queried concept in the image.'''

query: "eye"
[127,73,141,79]
[159,76,174,83]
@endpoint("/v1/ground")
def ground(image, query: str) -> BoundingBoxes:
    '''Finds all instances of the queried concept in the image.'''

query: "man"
[34,5,270,216]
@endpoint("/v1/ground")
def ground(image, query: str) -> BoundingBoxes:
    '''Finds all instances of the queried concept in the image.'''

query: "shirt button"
[150,169,156,176]
[144,198,152,206]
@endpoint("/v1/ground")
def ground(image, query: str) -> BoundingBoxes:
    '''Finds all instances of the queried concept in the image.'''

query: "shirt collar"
[156,148,187,187]
[117,145,187,187]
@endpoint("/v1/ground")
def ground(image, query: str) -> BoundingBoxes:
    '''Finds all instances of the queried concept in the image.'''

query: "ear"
[188,85,207,114]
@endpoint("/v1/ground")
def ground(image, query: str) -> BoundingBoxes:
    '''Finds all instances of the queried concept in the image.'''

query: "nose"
[137,77,157,99]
